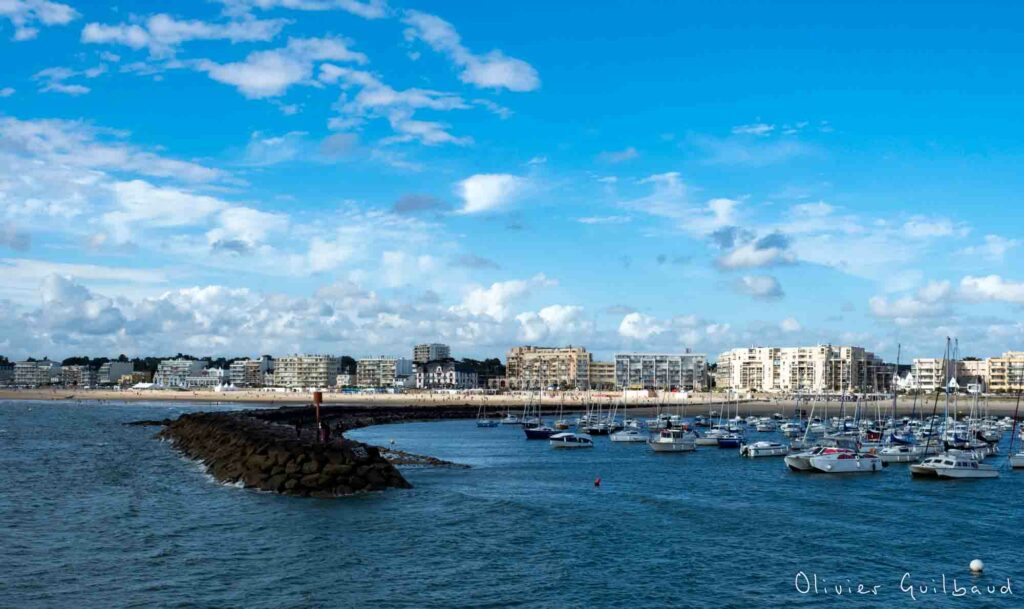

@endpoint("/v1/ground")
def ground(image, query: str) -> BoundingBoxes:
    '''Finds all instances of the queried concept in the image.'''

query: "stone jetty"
[152,404,479,498]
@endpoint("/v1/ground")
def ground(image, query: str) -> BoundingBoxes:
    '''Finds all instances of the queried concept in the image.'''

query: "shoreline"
[2,388,1021,416]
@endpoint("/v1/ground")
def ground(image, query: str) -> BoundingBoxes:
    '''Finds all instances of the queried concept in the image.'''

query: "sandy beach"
[1,388,1020,417]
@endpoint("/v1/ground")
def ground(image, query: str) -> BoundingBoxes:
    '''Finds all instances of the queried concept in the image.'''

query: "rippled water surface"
[2,400,1023,608]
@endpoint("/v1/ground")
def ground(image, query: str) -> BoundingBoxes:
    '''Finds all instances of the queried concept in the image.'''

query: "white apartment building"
[14,360,61,387]
[506,346,591,390]
[911,358,958,392]
[274,355,341,389]
[615,353,707,391]
[716,345,891,394]
[184,368,227,389]
[357,357,414,388]
[413,343,451,364]
[154,359,207,388]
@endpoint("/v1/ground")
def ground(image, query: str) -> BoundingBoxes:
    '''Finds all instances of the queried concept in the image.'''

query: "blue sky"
[1,0,1023,362]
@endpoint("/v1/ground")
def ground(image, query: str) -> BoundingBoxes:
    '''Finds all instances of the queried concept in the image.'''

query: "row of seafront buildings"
[5,343,1022,395]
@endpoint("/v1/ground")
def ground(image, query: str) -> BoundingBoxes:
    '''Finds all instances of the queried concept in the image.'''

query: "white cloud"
[869,280,952,323]
[0,87,14,97]
[0,0,77,41]
[81,14,287,57]
[780,317,801,333]
[206,206,289,253]
[402,10,539,92]
[959,235,1020,262]
[620,172,740,237]
[577,216,631,225]
[102,180,229,243]
[731,123,774,136]
[516,304,591,342]
[453,273,555,322]
[737,275,784,300]
[218,0,389,20]
[456,173,526,214]
[960,275,1024,305]
[618,312,666,340]
[902,216,968,239]
[598,147,638,163]
[691,133,814,166]
[196,36,367,98]
[33,65,107,95]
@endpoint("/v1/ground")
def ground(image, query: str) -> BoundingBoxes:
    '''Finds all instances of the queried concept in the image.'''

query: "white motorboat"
[755,419,777,432]
[647,428,697,452]
[500,413,520,425]
[809,451,883,473]
[1010,453,1024,468]
[549,432,594,449]
[695,427,726,446]
[610,428,648,443]
[877,444,929,464]
[740,441,789,458]
[785,446,854,472]
[910,453,999,479]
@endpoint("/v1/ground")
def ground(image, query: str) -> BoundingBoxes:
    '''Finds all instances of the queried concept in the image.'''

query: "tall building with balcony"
[717,345,890,394]
[413,343,450,364]
[273,355,341,389]
[615,353,708,391]
[61,365,97,388]
[357,357,414,388]
[14,360,61,387]
[589,361,616,390]
[505,346,591,390]
[154,359,207,388]
[229,356,273,387]
[911,358,959,392]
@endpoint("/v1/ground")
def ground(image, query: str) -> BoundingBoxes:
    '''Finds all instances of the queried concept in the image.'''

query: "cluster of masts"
[472,381,1024,478]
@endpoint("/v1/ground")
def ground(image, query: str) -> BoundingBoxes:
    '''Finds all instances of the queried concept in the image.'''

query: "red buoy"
[594,477,601,487]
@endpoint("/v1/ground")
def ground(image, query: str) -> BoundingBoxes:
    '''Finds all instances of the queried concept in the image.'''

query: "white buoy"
[970,559,984,573]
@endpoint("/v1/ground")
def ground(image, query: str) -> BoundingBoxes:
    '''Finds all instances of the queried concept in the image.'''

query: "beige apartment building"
[506,346,591,390]
[589,361,616,390]
[716,345,891,394]
[273,355,341,389]
[356,357,414,388]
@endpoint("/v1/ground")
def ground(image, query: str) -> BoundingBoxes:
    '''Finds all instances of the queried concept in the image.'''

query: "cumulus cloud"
[456,173,526,214]
[736,275,784,300]
[960,275,1024,305]
[452,273,555,322]
[0,0,77,41]
[716,232,796,269]
[197,36,367,98]
[401,10,540,92]
[81,14,287,57]
[217,0,389,20]
[516,305,591,342]
[618,312,666,340]
[869,280,952,323]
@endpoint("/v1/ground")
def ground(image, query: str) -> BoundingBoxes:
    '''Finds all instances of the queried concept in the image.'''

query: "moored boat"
[910,453,999,479]
[647,428,697,452]
[808,451,883,473]
[610,428,648,443]
[740,441,789,458]
[524,425,558,440]
[549,432,594,449]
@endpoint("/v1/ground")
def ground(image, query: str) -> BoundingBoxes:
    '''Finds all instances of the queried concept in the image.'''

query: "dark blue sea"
[2,400,1022,608]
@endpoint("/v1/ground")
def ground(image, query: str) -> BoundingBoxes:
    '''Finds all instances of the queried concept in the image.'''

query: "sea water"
[2,400,1021,608]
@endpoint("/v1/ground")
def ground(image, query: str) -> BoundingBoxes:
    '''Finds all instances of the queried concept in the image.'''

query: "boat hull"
[809,455,882,473]
[648,441,696,452]
[524,428,557,440]
[610,432,648,443]
[741,443,788,458]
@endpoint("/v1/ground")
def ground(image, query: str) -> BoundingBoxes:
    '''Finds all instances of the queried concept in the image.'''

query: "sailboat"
[611,389,648,443]
[523,390,557,439]
[476,402,499,427]
[910,338,999,479]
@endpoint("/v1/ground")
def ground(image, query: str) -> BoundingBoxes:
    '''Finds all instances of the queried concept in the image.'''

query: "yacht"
[524,424,558,440]
[610,428,648,443]
[549,432,594,449]
[500,413,520,425]
[755,419,777,432]
[785,446,854,472]
[647,428,697,452]
[910,453,999,479]
[809,451,883,473]
[740,441,789,458]
[695,427,727,446]
[716,432,744,449]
